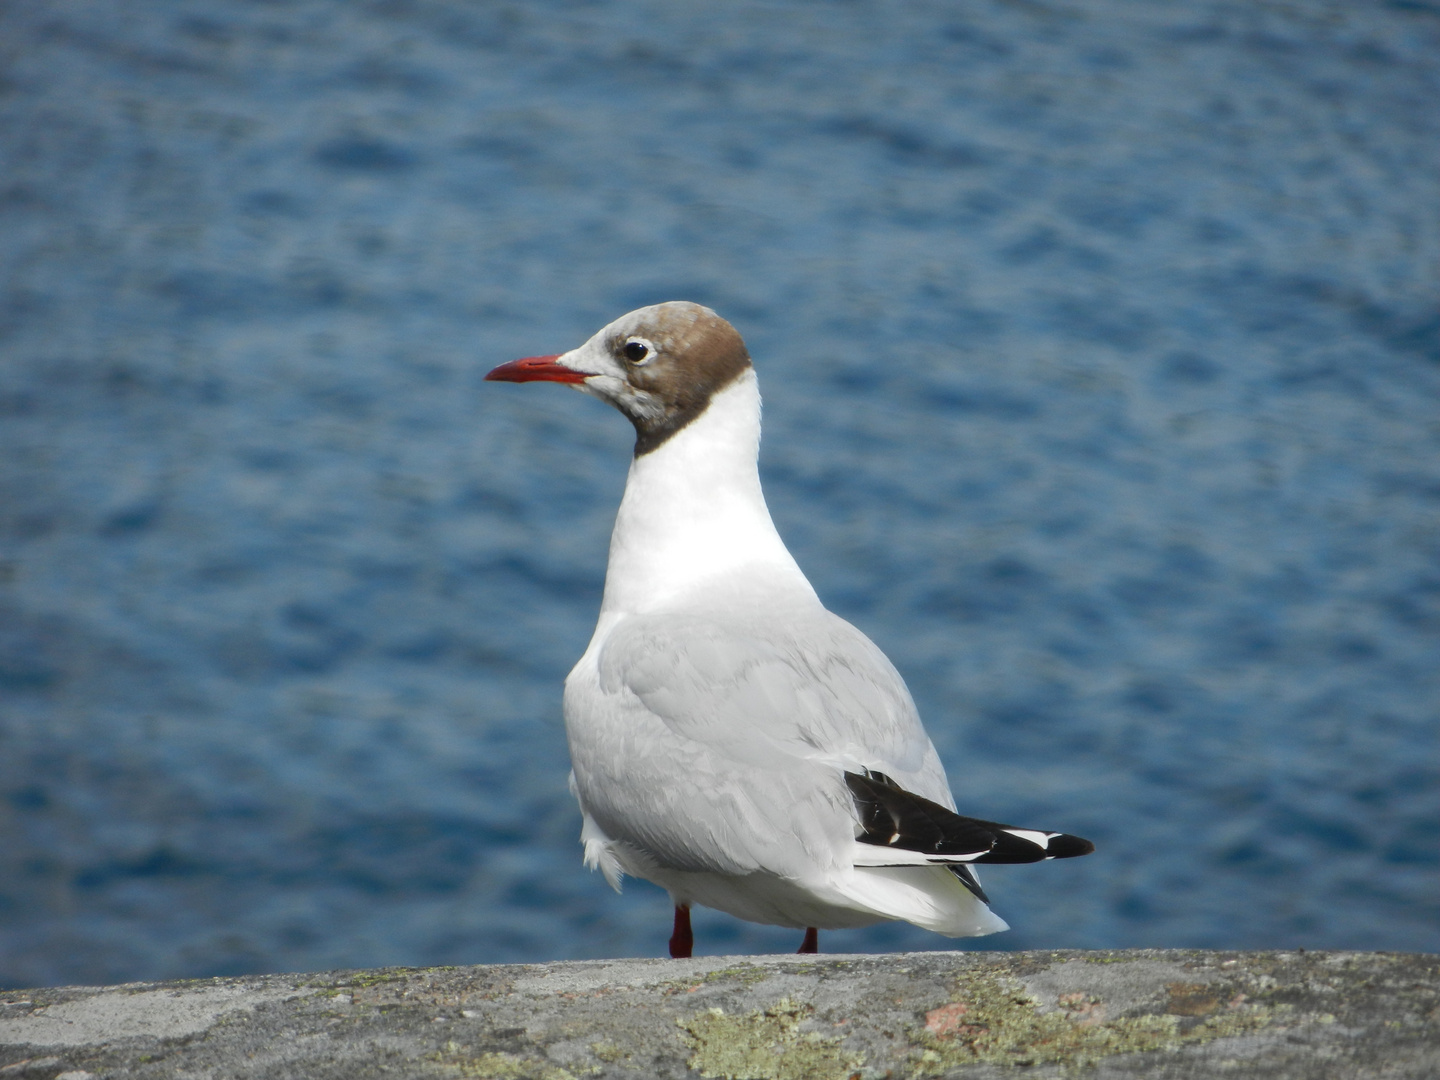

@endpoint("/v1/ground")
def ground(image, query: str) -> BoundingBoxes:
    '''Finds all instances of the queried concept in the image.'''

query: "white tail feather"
[836,865,1009,937]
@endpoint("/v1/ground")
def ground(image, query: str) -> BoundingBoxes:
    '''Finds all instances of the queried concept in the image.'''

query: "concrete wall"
[2,950,1436,1078]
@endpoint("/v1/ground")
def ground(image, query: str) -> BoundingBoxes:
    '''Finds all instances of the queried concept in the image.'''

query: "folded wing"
[845,769,1095,864]
[570,600,1094,908]
[570,601,953,879]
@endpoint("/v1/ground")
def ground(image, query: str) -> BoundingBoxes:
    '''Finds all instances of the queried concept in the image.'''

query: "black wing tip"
[844,770,996,858]
[974,828,1096,864]
[1046,834,1095,859]
[844,769,1096,864]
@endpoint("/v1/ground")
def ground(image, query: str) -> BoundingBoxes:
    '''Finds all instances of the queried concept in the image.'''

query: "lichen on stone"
[589,1039,626,1063]
[679,996,864,1080]
[327,970,410,991]
[701,963,775,987]
[426,1043,578,1080]
[913,967,1276,1071]
[664,963,775,998]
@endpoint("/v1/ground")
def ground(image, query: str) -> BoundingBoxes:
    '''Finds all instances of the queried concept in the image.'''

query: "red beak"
[484,355,588,384]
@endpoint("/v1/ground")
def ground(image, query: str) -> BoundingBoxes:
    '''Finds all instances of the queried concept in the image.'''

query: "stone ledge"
[1,950,1436,1079]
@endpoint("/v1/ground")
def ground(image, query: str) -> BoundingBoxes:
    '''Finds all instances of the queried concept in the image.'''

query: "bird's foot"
[797,927,818,954]
[669,905,693,959]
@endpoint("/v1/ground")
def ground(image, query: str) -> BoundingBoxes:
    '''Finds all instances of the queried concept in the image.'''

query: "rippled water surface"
[1,0,1438,988]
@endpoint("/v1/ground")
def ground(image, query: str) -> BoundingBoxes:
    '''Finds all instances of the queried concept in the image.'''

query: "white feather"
[562,369,1007,937]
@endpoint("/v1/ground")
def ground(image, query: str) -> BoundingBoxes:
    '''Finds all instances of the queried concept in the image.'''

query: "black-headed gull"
[487,302,1092,957]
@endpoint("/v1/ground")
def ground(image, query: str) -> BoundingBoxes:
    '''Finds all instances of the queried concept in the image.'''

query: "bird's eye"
[622,339,651,364]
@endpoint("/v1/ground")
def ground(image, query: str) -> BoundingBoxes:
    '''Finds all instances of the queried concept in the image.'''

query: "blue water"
[1,0,1437,989]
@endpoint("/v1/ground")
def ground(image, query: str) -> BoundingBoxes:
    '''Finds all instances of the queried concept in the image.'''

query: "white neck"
[598,370,816,617]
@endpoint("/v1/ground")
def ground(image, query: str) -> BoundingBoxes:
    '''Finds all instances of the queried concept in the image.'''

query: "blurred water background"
[1,0,1438,989]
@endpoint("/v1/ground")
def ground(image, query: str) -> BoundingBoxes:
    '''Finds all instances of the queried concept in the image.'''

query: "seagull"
[487,301,1093,957]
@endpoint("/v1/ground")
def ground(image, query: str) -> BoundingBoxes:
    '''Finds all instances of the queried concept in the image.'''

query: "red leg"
[669,905,693,959]
[797,927,818,954]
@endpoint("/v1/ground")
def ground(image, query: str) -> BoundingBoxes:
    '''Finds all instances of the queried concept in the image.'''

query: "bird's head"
[486,301,752,455]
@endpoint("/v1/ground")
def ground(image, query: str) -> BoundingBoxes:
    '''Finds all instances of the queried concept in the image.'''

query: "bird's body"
[487,302,1091,953]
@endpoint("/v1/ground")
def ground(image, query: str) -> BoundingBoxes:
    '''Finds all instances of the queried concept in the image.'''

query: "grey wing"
[610,607,946,782]
[565,605,954,878]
